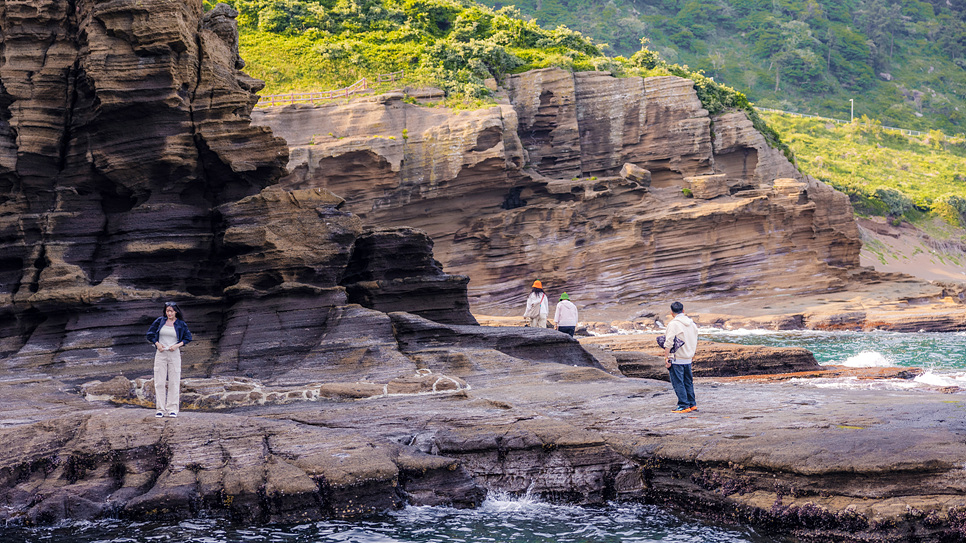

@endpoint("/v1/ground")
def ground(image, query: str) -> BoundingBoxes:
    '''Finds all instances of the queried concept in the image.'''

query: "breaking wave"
[840,351,893,367]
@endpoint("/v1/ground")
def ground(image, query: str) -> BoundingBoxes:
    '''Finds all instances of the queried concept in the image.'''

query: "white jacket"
[664,314,698,362]
[554,300,578,327]
[524,291,549,318]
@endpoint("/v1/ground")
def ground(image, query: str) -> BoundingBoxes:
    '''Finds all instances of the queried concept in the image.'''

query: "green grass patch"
[763,113,966,226]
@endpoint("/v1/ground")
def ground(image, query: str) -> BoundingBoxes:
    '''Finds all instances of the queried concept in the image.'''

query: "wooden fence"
[255,70,405,107]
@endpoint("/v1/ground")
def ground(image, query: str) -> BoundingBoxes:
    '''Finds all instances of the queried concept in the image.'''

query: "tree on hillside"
[824,26,834,73]
[825,24,875,90]
[770,20,820,91]
[854,0,906,69]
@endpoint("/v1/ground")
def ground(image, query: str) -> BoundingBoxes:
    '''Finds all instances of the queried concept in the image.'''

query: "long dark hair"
[531,287,544,295]
[162,302,184,321]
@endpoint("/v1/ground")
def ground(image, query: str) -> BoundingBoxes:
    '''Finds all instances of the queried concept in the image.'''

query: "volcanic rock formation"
[4,2,966,542]
[0,0,473,376]
[254,68,863,314]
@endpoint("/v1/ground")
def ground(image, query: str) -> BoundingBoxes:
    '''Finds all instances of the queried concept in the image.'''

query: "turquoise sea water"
[0,497,783,543]
[702,329,966,368]
[701,328,966,389]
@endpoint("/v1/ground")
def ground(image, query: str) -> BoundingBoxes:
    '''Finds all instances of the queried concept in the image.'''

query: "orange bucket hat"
[532,280,542,289]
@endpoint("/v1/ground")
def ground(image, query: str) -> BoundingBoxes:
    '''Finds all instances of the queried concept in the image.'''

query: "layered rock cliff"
[4,2,966,542]
[254,68,863,314]
[0,0,473,377]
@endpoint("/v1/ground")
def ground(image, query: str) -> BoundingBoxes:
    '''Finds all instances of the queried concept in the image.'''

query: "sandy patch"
[858,217,966,282]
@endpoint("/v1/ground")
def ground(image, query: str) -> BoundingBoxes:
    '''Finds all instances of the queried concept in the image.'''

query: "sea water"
[702,328,966,389]
[0,494,784,543]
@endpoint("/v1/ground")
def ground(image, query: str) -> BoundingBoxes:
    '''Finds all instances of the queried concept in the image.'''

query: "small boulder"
[685,174,729,199]
[619,163,651,186]
[81,376,135,401]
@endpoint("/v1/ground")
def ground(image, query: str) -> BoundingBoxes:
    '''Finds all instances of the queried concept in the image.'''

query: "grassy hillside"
[214,0,786,148]
[472,0,966,135]
[763,113,966,227]
[217,0,614,97]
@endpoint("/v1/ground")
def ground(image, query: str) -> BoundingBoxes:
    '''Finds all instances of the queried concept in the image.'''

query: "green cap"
[559,292,570,300]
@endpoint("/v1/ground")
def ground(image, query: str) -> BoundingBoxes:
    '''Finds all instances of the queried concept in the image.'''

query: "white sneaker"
[169,412,178,418]
[155,412,164,418]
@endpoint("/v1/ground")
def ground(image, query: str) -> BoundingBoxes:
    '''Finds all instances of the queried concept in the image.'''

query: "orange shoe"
[671,407,689,413]
[685,406,697,413]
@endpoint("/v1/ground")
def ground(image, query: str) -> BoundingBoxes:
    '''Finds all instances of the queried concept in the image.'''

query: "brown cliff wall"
[0,0,475,380]
[254,67,862,314]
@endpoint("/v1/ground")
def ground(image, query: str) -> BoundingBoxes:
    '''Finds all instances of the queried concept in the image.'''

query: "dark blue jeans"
[557,326,576,337]
[668,363,695,410]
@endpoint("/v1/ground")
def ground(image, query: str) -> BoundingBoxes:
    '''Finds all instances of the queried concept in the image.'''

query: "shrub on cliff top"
[212,0,791,154]
[213,0,605,98]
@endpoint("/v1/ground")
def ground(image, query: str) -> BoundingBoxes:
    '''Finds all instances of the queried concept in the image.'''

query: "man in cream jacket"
[663,301,699,413]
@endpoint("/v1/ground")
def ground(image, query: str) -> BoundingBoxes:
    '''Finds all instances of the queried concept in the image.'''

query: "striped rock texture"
[255,68,862,315]
[0,0,474,376]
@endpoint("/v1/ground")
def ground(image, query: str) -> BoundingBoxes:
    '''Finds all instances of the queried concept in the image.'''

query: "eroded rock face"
[255,67,863,313]
[0,1,475,379]
[0,0,276,365]
[341,228,477,325]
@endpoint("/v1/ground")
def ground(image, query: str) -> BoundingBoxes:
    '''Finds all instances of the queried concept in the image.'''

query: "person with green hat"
[554,292,578,337]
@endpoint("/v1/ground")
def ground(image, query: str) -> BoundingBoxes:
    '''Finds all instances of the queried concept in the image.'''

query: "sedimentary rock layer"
[0,0,474,376]
[254,68,863,313]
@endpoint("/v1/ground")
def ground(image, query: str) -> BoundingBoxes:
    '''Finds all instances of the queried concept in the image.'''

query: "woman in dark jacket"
[145,302,192,418]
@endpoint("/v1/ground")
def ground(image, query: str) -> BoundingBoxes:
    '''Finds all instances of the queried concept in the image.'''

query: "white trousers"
[526,314,548,328]
[154,348,181,414]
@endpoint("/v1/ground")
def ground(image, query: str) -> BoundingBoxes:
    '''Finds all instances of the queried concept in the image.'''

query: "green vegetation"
[207,0,966,226]
[763,112,966,226]
[214,0,615,102]
[472,0,966,134]
[211,0,776,145]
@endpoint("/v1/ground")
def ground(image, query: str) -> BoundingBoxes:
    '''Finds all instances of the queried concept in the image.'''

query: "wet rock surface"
[4,346,966,542]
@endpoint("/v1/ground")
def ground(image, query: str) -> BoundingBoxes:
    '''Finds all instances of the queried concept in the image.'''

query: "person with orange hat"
[523,280,549,328]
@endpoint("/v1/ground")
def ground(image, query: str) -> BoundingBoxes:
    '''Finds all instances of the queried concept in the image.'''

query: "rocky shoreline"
[1,1,965,541]
[3,321,965,542]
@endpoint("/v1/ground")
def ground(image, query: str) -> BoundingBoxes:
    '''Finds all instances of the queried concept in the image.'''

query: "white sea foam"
[793,377,920,391]
[839,351,892,367]
[914,371,966,388]
[479,488,553,512]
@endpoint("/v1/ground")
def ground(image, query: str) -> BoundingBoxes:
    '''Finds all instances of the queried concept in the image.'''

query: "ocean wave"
[794,377,921,391]
[839,351,893,367]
